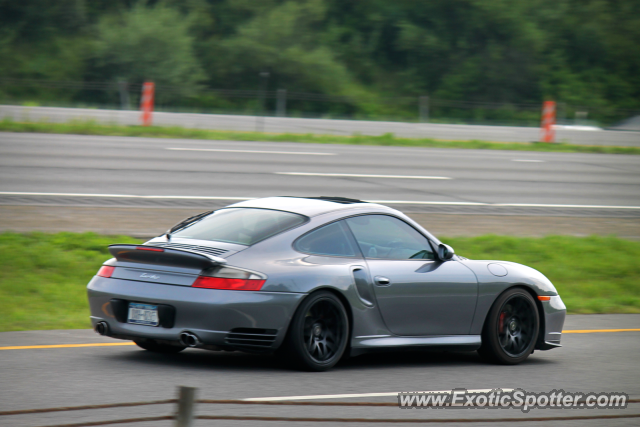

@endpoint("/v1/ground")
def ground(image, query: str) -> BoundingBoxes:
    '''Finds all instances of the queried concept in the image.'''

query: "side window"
[294,221,358,257]
[345,215,435,260]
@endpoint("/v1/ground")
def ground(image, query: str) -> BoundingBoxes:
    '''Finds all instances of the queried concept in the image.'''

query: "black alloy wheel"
[134,340,186,354]
[479,288,539,365]
[283,291,349,371]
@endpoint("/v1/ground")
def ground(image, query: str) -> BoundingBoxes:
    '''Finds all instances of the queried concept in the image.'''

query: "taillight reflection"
[136,246,164,252]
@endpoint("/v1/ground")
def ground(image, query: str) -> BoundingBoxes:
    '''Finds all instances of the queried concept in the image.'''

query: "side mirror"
[438,244,455,260]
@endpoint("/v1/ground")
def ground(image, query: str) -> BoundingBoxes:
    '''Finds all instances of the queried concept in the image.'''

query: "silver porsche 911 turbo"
[88,196,566,371]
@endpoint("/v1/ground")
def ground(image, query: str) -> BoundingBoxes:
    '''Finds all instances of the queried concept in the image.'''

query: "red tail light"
[192,276,265,291]
[97,265,115,278]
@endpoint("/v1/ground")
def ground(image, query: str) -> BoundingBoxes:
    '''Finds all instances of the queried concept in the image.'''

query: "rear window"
[172,208,307,245]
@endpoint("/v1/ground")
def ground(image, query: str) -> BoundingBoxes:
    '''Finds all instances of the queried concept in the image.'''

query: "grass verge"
[1,118,639,155]
[0,232,141,332]
[1,232,638,332]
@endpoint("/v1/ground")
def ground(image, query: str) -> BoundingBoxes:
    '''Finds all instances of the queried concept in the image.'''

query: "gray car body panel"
[87,197,566,355]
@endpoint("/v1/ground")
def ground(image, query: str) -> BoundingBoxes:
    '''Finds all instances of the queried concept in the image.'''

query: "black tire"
[282,291,349,371]
[478,288,539,365]
[134,340,186,354]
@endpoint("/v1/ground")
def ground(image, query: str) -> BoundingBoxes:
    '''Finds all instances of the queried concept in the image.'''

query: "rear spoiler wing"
[108,244,227,270]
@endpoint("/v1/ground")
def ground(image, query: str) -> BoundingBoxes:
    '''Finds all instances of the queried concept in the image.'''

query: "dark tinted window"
[345,215,434,260]
[294,221,357,257]
[172,208,306,245]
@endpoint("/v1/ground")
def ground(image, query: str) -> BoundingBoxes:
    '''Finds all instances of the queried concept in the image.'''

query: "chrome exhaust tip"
[95,321,109,336]
[179,332,199,347]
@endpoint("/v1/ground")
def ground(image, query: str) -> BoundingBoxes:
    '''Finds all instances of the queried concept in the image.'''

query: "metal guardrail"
[1,387,639,426]
[3,77,638,120]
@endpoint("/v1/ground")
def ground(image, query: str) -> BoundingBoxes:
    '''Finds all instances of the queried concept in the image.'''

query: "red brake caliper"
[498,312,506,334]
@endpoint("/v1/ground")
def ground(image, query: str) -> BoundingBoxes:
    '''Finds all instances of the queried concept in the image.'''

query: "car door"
[345,215,478,336]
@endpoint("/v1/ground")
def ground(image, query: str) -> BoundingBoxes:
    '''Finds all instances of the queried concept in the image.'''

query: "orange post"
[540,100,556,143]
[140,82,155,126]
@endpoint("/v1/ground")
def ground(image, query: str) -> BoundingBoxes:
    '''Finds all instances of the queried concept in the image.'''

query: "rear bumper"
[537,295,566,350]
[87,276,304,350]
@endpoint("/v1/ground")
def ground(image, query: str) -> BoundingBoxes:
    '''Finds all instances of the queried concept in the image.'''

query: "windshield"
[171,208,307,245]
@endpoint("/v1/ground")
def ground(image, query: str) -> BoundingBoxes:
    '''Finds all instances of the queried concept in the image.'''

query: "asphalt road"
[1,132,639,218]
[1,132,639,426]
[1,315,639,426]
[2,105,640,146]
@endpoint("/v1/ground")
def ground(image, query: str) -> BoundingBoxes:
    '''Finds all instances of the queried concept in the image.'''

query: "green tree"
[92,2,204,102]
[1,0,639,122]
[201,0,373,104]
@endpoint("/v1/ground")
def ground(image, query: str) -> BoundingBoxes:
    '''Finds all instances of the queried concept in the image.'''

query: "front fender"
[459,260,561,336]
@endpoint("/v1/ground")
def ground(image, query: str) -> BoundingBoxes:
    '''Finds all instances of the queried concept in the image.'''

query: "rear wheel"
[282,291,349,371]
[479,288,539,365]
[134,340,186,354]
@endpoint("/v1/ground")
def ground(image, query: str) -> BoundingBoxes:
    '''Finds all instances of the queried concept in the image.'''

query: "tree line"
[1,0,638,124]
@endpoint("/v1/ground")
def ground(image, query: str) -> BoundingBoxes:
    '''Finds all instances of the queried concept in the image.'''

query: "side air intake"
[225,328,278,348]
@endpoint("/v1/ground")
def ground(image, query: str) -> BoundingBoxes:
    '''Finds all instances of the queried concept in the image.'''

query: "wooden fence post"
[175,386,197,427]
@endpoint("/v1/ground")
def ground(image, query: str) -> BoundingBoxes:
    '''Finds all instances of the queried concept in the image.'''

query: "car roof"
[225,196,398,217]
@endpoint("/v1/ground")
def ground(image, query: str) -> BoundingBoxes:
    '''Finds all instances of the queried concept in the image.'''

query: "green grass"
[1,232,638,332]
[1,118,639,155]
[0,232,141,332]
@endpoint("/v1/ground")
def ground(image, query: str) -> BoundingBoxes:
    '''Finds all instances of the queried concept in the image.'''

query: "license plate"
[127,303,159,326]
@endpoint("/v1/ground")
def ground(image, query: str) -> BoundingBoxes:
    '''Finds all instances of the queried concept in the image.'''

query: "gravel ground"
[1,205,638,240]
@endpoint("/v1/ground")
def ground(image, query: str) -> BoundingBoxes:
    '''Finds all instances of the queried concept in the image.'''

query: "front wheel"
[282,291,349,371]
[479,288,539,365]
[134,340,186,354]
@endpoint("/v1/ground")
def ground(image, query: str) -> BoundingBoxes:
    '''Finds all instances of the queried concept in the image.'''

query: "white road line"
[491,203,640,209]
[512,159,544,163]
[244,389,514,402]
[0,192,252,200]
[370,200,486,206]
[167,148,335,156]
[275,172,452,180]
[369,200,640,209]
[1,192,639,210]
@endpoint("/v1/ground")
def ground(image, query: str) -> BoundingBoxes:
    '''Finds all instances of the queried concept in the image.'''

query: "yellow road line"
[0,342,135,350]
[1,329,639,350]
[562,328,640,334]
